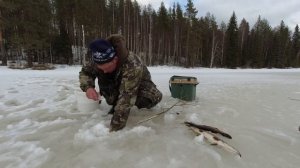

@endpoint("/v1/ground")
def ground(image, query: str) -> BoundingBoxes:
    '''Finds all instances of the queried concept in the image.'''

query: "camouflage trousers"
[99,79,162,109]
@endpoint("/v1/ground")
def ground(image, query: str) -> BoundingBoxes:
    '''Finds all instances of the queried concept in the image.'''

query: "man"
[79,34,162,132]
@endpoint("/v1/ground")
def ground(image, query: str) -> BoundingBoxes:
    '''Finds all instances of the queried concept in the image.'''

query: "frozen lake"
[0,66,300,168]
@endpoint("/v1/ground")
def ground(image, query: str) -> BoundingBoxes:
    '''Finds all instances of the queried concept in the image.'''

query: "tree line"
[0,0,299,68]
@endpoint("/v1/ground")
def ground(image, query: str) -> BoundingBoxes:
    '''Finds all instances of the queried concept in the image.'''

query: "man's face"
[96,57,118,73]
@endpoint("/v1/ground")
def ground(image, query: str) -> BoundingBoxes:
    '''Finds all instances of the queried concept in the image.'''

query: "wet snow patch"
[74,123,110,144]
[0,140,49,168]
[4,99,22,107]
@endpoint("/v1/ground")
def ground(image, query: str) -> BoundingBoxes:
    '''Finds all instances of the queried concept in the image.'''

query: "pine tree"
[53,0,76,64]
[198,13,217,67]
[0,2,7,65]
[140,5,155,65]
[156,2,170,64]
[132,0,141,54]
[184,0,198,67]
[175,3,184,65]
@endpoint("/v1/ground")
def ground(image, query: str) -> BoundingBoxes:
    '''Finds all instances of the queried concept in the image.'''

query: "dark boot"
[107,106,115,115]
[135,97,154,109]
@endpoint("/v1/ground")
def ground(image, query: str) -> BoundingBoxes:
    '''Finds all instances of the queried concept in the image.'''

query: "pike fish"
[185,121,241,157]
[184,121,232,139]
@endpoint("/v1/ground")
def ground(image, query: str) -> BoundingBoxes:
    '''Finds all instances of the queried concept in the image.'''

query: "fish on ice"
[184,121,241,157]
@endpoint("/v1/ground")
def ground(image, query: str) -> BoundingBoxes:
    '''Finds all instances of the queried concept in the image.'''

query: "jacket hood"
[106,34,129,66]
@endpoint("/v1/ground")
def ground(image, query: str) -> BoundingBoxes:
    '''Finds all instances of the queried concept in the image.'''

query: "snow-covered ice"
[0,65,300,168]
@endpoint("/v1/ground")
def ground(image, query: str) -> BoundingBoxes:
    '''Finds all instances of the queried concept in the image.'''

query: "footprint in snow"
[8,90,19,94]
[4,99,23,107]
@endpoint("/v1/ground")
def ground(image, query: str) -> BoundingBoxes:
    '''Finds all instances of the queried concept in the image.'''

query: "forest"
[0,0,299,68]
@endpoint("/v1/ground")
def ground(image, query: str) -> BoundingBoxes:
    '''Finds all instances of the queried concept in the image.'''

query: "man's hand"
[86,88,100,101]
[109,110,130,132]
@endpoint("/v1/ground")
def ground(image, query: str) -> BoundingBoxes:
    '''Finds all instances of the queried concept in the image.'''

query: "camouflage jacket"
[79,34,152,131]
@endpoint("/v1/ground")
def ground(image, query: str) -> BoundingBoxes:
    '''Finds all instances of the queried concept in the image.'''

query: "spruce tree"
[250,17,272,68]
[272,21,291,68]
[291,25,300,67]
[1,0,52,66]
[224,12,239,68]
[238,18,249,67]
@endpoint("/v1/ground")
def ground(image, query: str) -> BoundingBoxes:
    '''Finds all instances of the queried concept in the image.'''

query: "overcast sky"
[136,0,300,30]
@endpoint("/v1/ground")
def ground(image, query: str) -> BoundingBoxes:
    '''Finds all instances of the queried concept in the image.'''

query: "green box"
[169,76,199,101]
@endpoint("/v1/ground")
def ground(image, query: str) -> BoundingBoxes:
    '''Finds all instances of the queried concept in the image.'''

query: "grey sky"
[136,0,300,30]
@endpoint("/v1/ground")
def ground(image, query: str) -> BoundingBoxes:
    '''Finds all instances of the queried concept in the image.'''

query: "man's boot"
[136,97,153,109]
[108,106,115,115]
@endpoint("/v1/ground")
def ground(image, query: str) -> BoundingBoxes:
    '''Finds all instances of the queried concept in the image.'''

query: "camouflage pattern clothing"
[79,34,162,131]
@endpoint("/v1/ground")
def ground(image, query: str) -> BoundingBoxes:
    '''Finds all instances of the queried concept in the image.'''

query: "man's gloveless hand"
[86,88,100,101]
